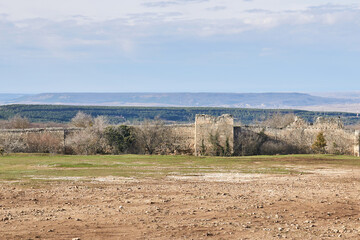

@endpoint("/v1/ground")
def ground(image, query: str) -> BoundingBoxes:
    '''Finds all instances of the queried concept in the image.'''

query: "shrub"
[66,116,109,155]
[259,140,299,155]
[135,119,174,155]
[224,138,232,156]
[207,132,232,156]
[70,111,94,128]
[26,132,63,154]
[200,139,206,155]
[312,132,327,154]
[0,134,27,153]
[234,129,268,156]
[208,132,224,156]
[9,115,30,129]
[104,125,135,154]
[0,146,4,156]
[66,130,103,155]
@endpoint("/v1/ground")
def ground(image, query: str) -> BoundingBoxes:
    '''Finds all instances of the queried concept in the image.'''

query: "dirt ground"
[1,168,360,239]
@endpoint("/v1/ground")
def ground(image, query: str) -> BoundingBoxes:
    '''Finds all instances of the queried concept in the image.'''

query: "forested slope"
[0,105,359,125]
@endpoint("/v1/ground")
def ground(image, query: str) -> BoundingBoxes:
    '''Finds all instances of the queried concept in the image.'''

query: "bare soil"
[1,168,360,239]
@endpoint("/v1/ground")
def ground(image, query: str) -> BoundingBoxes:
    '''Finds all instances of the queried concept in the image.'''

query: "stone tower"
[355,130,360,157]
[194,114,234,156]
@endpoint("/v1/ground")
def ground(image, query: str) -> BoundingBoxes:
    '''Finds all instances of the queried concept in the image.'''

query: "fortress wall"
[237,117,358,155]
[355,131,360,157]
[195,114,234,156]
[167,124,195,155]
[0,115,358,156]
[0,128,82,153]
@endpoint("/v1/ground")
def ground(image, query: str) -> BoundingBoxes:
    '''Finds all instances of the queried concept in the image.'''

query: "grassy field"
[1,154,360,182]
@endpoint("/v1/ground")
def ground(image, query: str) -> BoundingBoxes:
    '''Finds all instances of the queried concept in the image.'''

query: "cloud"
[143,0,209,8]
[206,6,226,11]
[259,48,274,57]
[308,4,358,12]
[0,17,140,60]
[1,2,360,63]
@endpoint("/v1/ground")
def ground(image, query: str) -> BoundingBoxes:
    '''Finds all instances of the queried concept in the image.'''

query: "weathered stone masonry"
[194,114,359,156]
[0,128,81,153]
[194,114,234,156]
[0,115,359,156]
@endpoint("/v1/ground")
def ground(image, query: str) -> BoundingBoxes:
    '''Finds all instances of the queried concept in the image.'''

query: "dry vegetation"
[0,115,66,130]
[0,112,356,157]
[0,112,181,155]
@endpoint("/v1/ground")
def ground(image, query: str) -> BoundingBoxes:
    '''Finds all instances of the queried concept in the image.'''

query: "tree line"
[1,104,359,125]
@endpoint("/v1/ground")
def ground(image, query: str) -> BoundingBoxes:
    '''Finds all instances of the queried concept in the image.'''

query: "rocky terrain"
[1,168,360,239]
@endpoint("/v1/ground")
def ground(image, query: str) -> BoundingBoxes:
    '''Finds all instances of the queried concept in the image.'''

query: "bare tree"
[9,115,31,129]
[0,134,27,153]
[26,132,63,154]
[0,120,10,129]
[234,129,268,156]
[67,116,109,155]
[135,119,174,155]
[92,116,108,134]
[70,111,94,128]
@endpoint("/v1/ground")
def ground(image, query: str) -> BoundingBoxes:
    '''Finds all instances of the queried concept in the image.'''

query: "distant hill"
[312,91,360,99]
[0,94,31,104]
[1,92,358,108]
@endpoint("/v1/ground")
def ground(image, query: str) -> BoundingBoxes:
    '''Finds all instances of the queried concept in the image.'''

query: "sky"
[0,0,360,93]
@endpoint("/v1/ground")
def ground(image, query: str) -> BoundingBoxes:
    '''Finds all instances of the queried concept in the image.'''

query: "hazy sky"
[1,0,360,93]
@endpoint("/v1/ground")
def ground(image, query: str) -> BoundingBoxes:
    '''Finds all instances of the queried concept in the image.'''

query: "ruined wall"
[0,115,358,156]
[195,114,234,156]
[235,117,359,156]
[169,124,195,155]
[355,131,360,157]
[0,128,81,153]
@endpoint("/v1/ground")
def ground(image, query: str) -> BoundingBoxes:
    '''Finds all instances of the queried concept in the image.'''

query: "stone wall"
[355,131,360,157]
[167,124,195,155]
[194,114,234,156]
[0,115,359,156]
[0,128,81,153]
[235,117,359,156]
